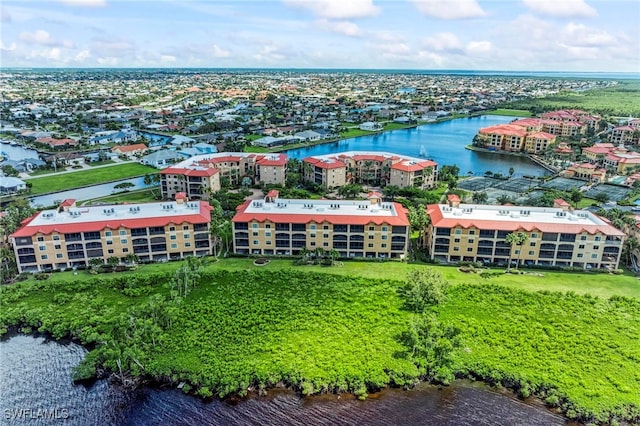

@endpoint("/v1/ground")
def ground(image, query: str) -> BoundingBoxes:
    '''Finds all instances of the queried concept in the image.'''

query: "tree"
[327,249,340,266]
[472,191,488,204]
[383,185,400,201]
[505,231,529,272]
[595,192,610,204]
[496,194,515,205]
[569,188,583,206]
[124,253,139,265]
[399,313,462,384]
[0,200,36,244]
[88,257,104,273]
[398,268,449,312]
[337,183,363,199]
[114,182,135,192]
[107,256,121,270]
[622,237,640,269]
[408,204,430,245]
[508,167,515,178]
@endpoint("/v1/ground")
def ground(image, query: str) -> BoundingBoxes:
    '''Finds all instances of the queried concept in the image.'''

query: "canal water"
[0,335,566,425]
[285,116,549,177]
[0,142,41,161]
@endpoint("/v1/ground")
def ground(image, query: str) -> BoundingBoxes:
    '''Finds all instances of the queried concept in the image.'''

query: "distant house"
[359,122,383,131]
[170,135,196,146]
[193,142,218,154]
[0,176,27,194]
[35,137,79,149]
[89,130,138,145]
[111,143,148,158]
[140,150,184,168]
[294,130,322,141]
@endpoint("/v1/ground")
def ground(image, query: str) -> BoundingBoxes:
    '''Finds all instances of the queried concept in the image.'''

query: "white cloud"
[422,32,464,52]
[75,49,91,61]
[19,30,55,45]
[411,0,486,19]
[466,40,492,54]
[212,44,231,58]
[562,23,616,47]
[160,55,177,63]
[91,37,136,57]
[377,42,411,55]
[282,0,380,19]
[59,0,107,7]
[522,0,597,18]
[253,44,288,62]
[316,19,362,37]
[1,41,17,52]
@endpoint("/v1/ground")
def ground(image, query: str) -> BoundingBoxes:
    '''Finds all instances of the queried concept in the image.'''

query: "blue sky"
[1,0,638,72]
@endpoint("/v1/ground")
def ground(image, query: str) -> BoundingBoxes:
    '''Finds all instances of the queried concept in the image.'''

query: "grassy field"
[483,109,533,117]
[501,80,640,117]
[24,258,640,299]
[80,188,158,206]
[25,163,156,195]
[1,265,638,423]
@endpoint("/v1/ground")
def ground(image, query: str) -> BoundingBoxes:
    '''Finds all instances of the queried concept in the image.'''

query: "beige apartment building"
[10,196,213,273]
[160,153,288,200]
[232,191,411,258]
[302,151,437,190]
[477,124,556,154]
[424,196,624,270]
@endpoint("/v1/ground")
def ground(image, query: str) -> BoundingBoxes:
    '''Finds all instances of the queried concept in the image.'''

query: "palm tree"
[505,231,529,272]
[327,249,340,266]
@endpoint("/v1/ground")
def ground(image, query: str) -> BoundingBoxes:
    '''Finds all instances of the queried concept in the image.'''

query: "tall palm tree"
[505,231,529,272]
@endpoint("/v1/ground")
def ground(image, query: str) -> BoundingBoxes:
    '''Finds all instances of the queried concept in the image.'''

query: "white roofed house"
[140,150,184,168]
[294,130,322,142]
[0,176,27,194]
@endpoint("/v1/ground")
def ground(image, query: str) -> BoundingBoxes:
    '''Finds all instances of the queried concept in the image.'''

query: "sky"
[0,0,639,72]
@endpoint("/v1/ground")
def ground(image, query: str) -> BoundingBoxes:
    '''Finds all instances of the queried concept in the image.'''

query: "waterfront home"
[294,130,322,142]
[359,122,383,131]
[561,163,607,182]
[10,196,213,273]
[424,197,623,270]
[141,150,184,168]
[231,191,410,258]
[111,143,148,158]
[36,137,79,150]
[0,176,27,194]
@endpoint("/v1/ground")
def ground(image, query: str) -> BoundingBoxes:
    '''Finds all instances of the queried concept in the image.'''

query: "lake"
[29,177,149,208]
[0,334,567,425]
[285,116,550,177]
[0,142,41,162]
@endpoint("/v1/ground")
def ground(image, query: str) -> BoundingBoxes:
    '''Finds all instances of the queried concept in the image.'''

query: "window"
[56,253,63,258]
[108,249,114,254]
[530,242,536,247]
[591,254,597,258]
[323,234,329,239]
[170,235,177,240]
[253,232,259,237]
[453,247,459,251]
[515,249,520,254]
[123,248,129,253]
[454,238,460,243]
[253,240,259,245]
[595,236,601,241]
[252,223,258,228]
[37,236,44,242]
[579,244,585,249]
[531,233,537,238]
[368,243,374,248]
[171,243,178,249]
[310,233,316,238]
[54,244,61,250]
[468,239,474,243]
[266,240,271,245]
[381,243,387,248]
[323,242,329,247]
[593,245,599,250]
[41,255,48,260]
[121,239,127,244]
[53,235,60,240]
[105,231,112,237]
[368,235,375,240]
[184,233,190,239]
[120,230,127,235]
[265,224,271,229]
[454,229,461,235]
[469,230,475,235]
[324,225,329,230]
[310,224,316,230]
[107,240,113,245]
[310,242,316,246]
[467,247,473,252]
[381,235,388,240]
[577,253,583,258]
[580,235,587,241]
[382,226,388,232]
[368,226,375,231]
[528,251,535,255]
[183,225,189,230]
[39,245,46,251]
[169,227,176,232]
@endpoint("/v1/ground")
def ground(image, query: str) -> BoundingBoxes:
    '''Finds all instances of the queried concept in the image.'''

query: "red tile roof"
[111,143,147,153]
[161,167,219,177]
[391,159,437,172]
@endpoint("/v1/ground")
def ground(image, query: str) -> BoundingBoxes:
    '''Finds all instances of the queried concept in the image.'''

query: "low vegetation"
[1,264,639,424]
[25,163,156,195]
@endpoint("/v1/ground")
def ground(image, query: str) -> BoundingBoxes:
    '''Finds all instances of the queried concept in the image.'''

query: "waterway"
[0,142,41,161]
[29,177,149,208]
[0,334,567,425]
[285,116,549,177]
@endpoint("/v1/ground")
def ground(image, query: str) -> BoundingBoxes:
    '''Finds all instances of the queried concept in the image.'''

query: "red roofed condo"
[424,198,624,270]
[232,192,410,259]
[302,151,438,190]
[11,196,214,273]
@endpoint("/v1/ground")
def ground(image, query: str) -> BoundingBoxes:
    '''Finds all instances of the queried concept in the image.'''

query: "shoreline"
[464,145,560,174]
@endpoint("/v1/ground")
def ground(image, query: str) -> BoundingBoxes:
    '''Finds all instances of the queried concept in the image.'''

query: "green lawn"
[25,163,157,195]
[81,188,158,206]
[29,258,640,299]
[483,109,533,117]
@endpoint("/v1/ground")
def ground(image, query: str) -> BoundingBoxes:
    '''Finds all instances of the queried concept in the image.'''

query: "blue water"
[285,116,549,177]
[29,177,150,208]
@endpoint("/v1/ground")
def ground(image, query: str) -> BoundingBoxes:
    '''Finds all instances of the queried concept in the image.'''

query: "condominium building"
[232,191,410,258]
[476,123,556,154]
[302,151,437,190]
[10,196,213,273]
[424,197,624,269]
[160,152,288,200]
[582,143,640,174]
